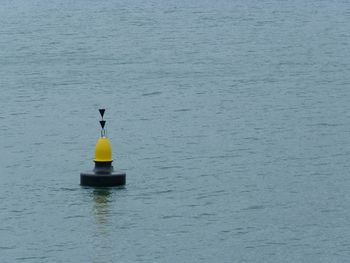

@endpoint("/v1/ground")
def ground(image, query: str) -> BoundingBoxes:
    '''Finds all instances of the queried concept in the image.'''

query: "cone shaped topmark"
[100,120,106,129]
[99,109,105,118]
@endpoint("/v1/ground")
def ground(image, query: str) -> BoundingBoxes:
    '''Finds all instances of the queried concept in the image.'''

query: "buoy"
[80,109,126,187]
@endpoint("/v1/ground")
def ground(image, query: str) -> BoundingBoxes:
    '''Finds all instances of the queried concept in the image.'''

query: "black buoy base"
[80,171,126,187]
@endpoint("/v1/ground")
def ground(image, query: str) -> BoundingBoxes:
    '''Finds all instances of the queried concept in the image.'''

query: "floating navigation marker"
[80,109,126,187]
[100,120,106,129]
[99,109,105,119]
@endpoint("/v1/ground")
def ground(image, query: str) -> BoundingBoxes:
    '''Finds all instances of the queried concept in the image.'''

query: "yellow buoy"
[80,109,126,187]
[94,137,113,162]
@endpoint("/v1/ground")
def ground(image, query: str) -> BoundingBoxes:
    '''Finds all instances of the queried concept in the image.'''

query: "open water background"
[1,0,350,262]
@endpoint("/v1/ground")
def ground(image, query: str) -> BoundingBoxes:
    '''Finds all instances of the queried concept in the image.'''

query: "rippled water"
[1,0,350,262]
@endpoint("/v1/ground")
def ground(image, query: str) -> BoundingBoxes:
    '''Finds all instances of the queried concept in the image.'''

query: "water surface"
[1,0,350,262]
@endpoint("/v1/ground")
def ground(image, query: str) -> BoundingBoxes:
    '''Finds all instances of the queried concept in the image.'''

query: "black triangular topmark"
[99,109,105,119]
[100,120,106,129]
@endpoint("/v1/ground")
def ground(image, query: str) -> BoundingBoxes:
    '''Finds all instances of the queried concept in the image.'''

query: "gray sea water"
[1,0,350,262]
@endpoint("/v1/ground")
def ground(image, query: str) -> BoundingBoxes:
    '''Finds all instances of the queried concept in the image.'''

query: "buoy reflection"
[92,188,111,228]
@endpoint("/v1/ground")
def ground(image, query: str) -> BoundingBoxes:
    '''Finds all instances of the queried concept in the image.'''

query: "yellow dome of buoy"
[94,137,113,162]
